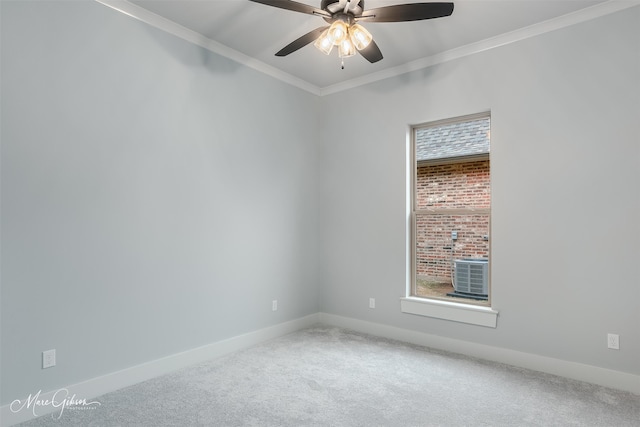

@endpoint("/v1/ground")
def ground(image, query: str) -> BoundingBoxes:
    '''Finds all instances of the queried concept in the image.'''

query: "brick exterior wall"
[415,160,490,282]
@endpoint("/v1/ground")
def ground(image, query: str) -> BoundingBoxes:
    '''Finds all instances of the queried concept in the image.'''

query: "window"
[402,113,497,327]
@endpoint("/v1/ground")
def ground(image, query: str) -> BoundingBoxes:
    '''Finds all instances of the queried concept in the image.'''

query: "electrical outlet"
[369,298,375,309]
[607,333,619,350]
[272,300,278,311]
[43,349,56,369]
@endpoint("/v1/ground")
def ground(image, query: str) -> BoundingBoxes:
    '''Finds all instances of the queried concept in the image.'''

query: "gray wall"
[1,1,320,403]
[2,0,638,408]
[319,7,640,375]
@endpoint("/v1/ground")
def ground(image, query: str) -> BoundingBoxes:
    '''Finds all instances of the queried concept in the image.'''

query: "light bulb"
[328,20,348,45]
[349,24,372,51]
[314,29,333,55]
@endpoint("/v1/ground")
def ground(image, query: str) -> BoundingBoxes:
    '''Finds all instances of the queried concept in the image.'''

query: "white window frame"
[401,112,498,328]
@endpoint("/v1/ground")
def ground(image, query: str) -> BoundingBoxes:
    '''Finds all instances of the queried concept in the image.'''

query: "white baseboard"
[4,311,637,426]
[319,312,640,395]
[1,313,320,427]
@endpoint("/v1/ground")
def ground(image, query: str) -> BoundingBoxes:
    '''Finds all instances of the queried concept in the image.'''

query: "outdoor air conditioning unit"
[454,258,488,296]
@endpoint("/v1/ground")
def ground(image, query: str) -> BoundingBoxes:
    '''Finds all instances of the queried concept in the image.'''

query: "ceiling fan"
[249,0,454,67]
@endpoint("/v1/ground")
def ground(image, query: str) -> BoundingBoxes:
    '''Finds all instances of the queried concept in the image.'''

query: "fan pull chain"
[341,58,345,69]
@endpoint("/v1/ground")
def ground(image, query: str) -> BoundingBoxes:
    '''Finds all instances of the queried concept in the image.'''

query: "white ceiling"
[114,0,613,92]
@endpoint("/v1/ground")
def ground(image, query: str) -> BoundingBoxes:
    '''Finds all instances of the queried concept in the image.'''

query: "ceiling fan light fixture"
[314,29,334,55]
[349,23,372,50]
[327,19,348,45]
[338,37,356,58]
[250,0,454,66]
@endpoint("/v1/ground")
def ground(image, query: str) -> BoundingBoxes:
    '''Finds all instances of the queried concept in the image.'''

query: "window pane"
[415,213,490,305]
[412,114,491,306]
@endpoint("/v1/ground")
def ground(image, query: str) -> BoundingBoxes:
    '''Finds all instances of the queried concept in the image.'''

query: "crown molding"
[320,0,639,95]
[96,0,638,97]
[95,0,323,96]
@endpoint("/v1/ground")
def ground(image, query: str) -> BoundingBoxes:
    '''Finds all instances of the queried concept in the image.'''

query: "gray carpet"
[18,325,640,426]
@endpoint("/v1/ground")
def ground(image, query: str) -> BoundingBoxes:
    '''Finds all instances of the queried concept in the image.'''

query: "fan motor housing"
[321,0,365,15]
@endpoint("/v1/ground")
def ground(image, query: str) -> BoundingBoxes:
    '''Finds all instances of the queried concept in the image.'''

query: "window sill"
[401,297,498,328]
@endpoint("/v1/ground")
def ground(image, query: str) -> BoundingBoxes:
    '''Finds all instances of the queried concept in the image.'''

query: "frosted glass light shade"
[314,29,333,55]
[349,24,372,50]
[338,38,356,58]
[328,20,348,45]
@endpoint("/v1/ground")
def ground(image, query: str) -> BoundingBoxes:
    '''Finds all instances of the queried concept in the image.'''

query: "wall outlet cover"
[607,333,619,350]
[43,349,56,369]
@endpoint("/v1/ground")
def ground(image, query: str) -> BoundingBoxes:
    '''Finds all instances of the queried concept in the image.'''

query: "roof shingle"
[416,117,490,161]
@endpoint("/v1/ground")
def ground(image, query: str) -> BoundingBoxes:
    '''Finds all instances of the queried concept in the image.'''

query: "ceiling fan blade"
[358,39,383,63]
[248,0,331,18]
[276,26,330,56]
[359,2,454,22]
